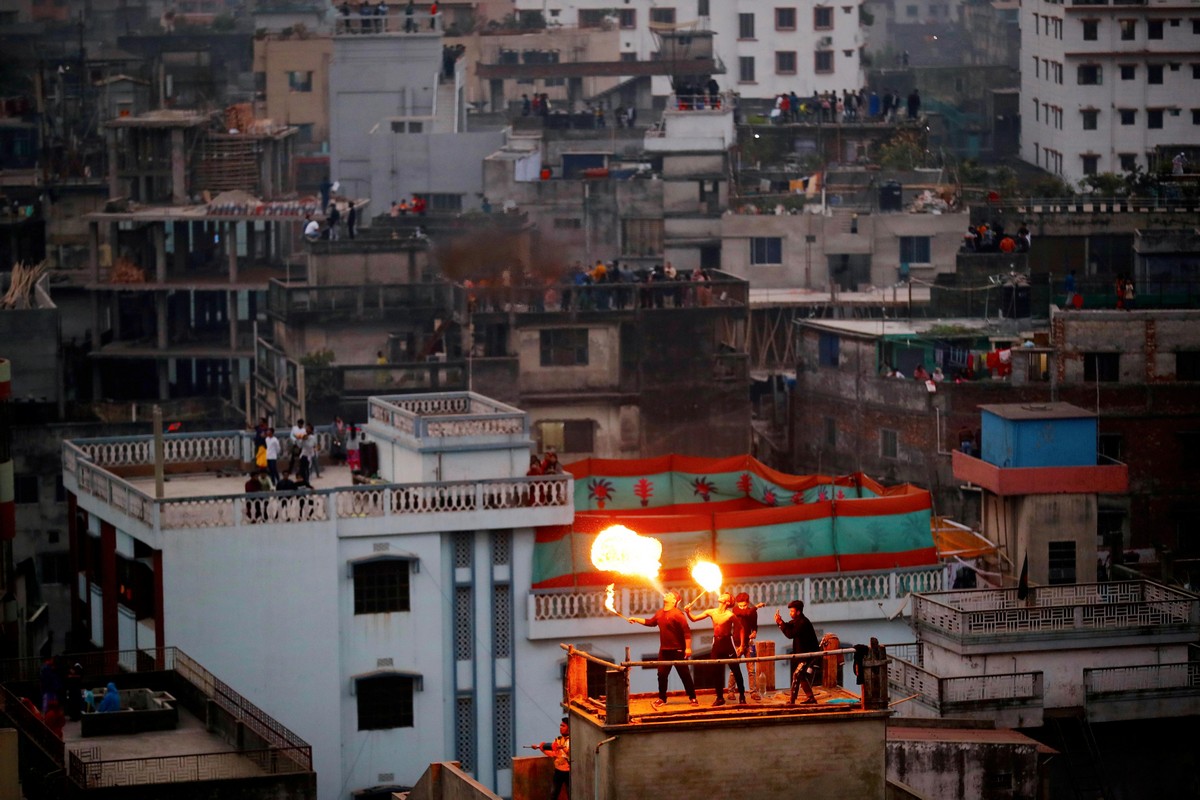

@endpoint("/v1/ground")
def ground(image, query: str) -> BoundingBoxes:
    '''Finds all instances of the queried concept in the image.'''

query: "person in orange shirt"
[533,718,570,800]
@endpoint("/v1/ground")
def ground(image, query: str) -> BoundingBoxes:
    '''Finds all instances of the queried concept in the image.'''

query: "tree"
[876,131,926,170]
[1079,172,1125,196]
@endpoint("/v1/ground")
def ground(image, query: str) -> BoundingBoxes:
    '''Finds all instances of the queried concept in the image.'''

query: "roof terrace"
[0,647,314,796]
[912,581,1200,654]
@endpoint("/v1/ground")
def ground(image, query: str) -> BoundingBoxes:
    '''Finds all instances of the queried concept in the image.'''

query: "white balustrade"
[533,567,946,622]
[1084,662,1200,695]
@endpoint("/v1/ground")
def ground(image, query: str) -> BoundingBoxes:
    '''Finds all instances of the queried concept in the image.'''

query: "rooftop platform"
[0,647,314,795]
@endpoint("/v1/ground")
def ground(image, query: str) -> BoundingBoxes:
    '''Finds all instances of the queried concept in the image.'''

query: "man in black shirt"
[275,471,298,492]
[775,599,819,705]
[629,590,698,709]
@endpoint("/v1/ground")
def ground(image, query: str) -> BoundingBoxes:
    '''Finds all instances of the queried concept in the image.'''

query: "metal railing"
[333,10,441,35]
[466,278,749,314]
[267,279,462,322]
[912,580,1199,639]
[533,566,947,621]
[2,646,312,786]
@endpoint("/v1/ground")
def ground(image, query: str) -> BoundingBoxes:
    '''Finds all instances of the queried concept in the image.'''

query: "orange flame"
[691,560,723,593]
[604,583,617,614]
[590,524,662,582]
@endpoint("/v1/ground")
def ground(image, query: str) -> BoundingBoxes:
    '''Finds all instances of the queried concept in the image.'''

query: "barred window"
[490,531,511,566]
[454,531,473,569]
[493,583,512,659]
[454,585,474,660]
[353,559,411,614]
[356,674,415,730]
[455,695,475,772]
[494,692,514,771]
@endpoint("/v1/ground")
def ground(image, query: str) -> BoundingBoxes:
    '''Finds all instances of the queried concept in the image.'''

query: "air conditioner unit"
[819,36,833,47]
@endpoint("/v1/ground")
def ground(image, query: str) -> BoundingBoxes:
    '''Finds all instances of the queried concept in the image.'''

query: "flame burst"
[604,583,617,615]
[590,524,663,582]
[691,560,723,593]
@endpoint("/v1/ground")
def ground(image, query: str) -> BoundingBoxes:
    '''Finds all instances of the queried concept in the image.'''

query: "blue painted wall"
[981,411,1096,468]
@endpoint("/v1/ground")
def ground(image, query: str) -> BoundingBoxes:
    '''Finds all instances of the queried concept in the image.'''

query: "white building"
[62,391,937,798]
[513,0,866,100]
[1019,0,1199,185]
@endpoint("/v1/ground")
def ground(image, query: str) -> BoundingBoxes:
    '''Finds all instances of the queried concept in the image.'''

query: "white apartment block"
[515,0,866,100]
[63,391,930,798]
[1020,0,1200,185]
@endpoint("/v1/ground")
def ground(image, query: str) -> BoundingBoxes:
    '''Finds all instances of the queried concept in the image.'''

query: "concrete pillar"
[170,127,187,205]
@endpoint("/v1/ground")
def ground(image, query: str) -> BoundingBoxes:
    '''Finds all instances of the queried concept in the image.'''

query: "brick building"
[791,307,1200,564]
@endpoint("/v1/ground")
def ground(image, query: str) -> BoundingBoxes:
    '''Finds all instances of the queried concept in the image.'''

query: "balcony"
[1084,662,1200,723]
[528,566,947,640]
[266,280,464,324]
[951,449,1128,496]
[62,428,572,542]
[912,581,1200,654]
[888,654,1045,727]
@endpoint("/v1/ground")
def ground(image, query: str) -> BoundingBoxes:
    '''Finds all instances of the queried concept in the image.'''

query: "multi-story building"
[61,390,964,797]
[1020,0,1199,184]
[791,305,1200,570]
[510,0,865,101]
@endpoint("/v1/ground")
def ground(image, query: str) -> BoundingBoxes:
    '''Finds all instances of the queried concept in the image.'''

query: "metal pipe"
[593,735,618,800]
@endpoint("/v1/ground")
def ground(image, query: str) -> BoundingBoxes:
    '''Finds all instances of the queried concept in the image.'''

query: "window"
[14,474,38,504]
[39,552,70,584]
[426,193,461,212]
[814,6,833,28]
[776,7,796,29]
[1148,109,1164,128]
[824,416,837,448]
[619,9,636,28]
[287,71,313,92]
[649,7,675,24]
[540,328,589,366]
[535,420,595,454]
[578,9,605,27]
[906,4,918,16]
[776,51,797,73]
[739,56,756,82]
[899,236,931,264]
[354,558,411,614]
[814,50,834,73]
[739,12,755,38]
[1119,153,1137,171]
[1048,541,1076,585]
[698,0,710,16]
[1194,64,1200,79]
[1078,65,1102,85]
[1082,109,1098,129]
[1148,64,1163,84]
[1119,108,1136,125]
[390,120,424,134]
[1119,19,1135,40]
[818,332,840,366]
[1182,432,1200,470]
[620,52,638,62]
[1193,109,1200,125]
[1120,64,1136,80]
[1098,432,1123,462]
[880,429,898,459]
[356,673,416,730]
[750,237,782,265]
[1082,19,1097,40]
[1148,19,1163,38]
[1084,352,1120,382]
[1082,155,1098,175]
[1177,352,1200,380]
[622,218,663,256]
